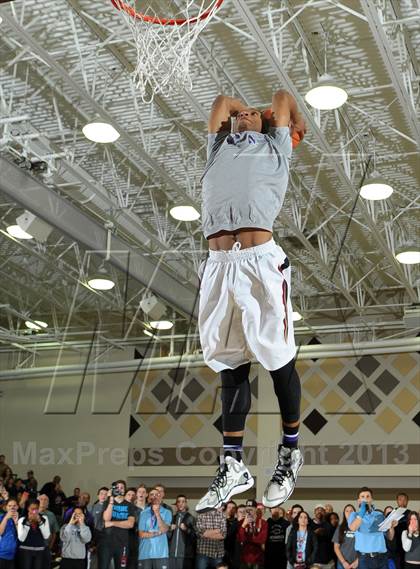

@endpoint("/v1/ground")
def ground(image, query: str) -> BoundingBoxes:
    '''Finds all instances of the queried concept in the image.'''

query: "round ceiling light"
[395,248,420,265]
[6,225,33,240]
[87,277,115,290]
[292,311,303,322]
[305,74,348,110]
[360,176,393,200]
[25,320,48,331]
[82,121,120,143]
[170,206,200,222]
[150,320,173,330]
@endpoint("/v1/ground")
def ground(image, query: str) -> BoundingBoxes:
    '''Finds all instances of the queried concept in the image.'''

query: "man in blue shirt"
[349,487,398,569]
[138,487,172,569]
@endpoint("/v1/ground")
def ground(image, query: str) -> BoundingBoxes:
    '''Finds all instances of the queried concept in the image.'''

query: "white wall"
[0,350,132,498]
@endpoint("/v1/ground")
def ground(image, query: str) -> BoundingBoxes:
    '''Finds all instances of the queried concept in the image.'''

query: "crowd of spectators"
[0,455,419,569]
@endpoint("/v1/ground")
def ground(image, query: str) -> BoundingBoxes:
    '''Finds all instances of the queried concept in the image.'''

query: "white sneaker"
[195,456,254,512]
[262,445,303,507]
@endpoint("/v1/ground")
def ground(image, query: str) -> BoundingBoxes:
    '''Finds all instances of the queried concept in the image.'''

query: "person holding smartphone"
[237,499,268,569]
[0,498,19,569]
[17,499,50,569]
[348,487,398,569]
[60,507,92,569]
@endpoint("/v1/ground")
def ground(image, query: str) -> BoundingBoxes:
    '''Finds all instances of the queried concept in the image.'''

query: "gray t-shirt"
[201,127,292,239]
[333,526,357,563]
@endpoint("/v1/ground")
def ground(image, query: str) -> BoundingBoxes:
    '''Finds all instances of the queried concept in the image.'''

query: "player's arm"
[271,89,298,127]
[271,89,306,142]
[208,95,247,134]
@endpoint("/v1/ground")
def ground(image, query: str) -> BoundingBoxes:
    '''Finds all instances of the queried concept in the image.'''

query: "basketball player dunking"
[196,89,306,511]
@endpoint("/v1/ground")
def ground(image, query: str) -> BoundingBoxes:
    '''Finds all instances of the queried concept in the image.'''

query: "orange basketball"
[291,130,302,149]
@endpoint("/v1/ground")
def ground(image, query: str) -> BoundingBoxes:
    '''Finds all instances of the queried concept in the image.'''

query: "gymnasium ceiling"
[0,0,419,362]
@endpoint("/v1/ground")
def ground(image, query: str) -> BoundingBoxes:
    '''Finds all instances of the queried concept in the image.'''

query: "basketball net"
[112,0,224,102]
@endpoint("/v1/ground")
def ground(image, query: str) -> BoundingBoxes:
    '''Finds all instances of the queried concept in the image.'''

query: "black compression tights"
[221,359,301,433]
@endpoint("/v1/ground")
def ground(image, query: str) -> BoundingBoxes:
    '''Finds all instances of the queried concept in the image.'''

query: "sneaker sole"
[262,456,304,508]
[195,476,255,512]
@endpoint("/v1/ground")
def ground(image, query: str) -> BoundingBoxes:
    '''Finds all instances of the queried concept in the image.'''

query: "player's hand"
[180,523,187,531]
[104,521,113,528]
[152,504,160,514]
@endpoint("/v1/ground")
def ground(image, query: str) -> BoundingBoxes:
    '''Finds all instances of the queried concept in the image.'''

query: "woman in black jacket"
[17,500,50,569]
[287,511,318,569]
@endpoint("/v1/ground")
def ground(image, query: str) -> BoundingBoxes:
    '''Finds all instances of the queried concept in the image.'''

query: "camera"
[111,482,124,497]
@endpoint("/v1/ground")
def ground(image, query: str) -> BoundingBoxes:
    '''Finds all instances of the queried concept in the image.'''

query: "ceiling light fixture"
[87,276,115,290]
[360,173,393,200]
[395,246,420,265]
[150,320,173,330]
[82,120,120,143]
[292,311,303,322]
[305,74,348,110]
[6,224,33,239]
[170,206,200,222]
[25,320,48,331]
[87,259,116,291]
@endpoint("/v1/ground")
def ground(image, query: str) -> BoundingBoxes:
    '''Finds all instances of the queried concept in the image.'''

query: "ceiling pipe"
[0,338,417,380]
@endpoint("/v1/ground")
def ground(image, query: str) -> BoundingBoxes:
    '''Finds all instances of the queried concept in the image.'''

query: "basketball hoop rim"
[111,0,224,26]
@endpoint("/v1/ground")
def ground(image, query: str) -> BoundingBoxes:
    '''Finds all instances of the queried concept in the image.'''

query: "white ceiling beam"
[0,157,199,321]
[0,337,418,380]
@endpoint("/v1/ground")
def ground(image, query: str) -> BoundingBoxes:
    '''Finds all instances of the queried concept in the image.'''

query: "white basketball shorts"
[198,238,297,373]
